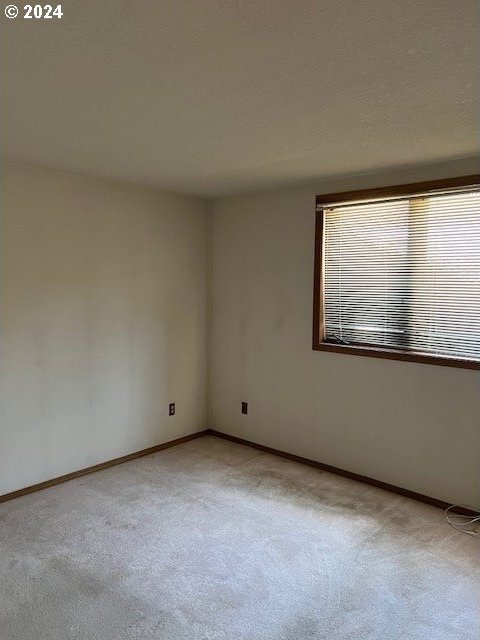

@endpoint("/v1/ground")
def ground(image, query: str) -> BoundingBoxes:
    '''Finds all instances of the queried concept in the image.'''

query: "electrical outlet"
[169,403,175,416]
[241,402,248,415]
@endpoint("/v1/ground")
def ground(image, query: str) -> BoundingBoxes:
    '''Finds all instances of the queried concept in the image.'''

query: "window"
[313,176,480,369]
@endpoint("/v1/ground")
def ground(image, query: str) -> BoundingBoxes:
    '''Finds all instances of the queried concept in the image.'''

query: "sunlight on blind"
[324,189,480,360]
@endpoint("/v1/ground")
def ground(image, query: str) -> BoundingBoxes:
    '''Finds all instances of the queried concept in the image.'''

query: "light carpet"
[1,435,478,640]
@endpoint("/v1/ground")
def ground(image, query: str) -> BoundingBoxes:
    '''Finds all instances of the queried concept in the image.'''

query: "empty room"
[1,2,479,639]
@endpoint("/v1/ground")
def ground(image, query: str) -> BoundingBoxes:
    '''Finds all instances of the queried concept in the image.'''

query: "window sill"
[313,341,480,370]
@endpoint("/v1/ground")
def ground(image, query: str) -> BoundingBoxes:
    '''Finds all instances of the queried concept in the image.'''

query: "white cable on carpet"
[445,505,480,538]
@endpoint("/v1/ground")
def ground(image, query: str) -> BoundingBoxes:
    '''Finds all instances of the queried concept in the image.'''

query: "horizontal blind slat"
[323,188,480,360]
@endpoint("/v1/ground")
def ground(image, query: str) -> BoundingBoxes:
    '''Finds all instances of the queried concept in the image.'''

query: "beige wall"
[209,158,480,509]
[0,162,208,495]
[2,157,479,507]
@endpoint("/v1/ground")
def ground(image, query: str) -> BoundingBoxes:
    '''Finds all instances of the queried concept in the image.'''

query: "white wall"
[0,162,208,495]
[2,158,479,507]
[209,158,480,509]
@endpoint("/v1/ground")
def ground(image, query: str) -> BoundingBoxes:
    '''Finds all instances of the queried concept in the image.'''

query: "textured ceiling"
[1,0,479,197]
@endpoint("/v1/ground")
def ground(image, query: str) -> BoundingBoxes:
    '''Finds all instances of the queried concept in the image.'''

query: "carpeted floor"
[0,435,478,640]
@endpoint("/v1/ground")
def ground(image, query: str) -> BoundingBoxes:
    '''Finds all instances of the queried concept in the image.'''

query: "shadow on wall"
[0,162,207,494]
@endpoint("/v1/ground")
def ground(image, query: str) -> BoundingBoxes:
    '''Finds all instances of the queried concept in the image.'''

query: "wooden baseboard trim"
[0,429,209,504]
[3,428,477,518]
[207,429,479,517]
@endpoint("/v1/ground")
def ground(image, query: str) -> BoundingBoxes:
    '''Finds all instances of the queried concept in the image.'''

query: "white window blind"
[323,187,480,362]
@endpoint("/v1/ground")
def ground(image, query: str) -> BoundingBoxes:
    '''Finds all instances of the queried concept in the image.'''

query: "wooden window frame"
[313,175,480,370]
